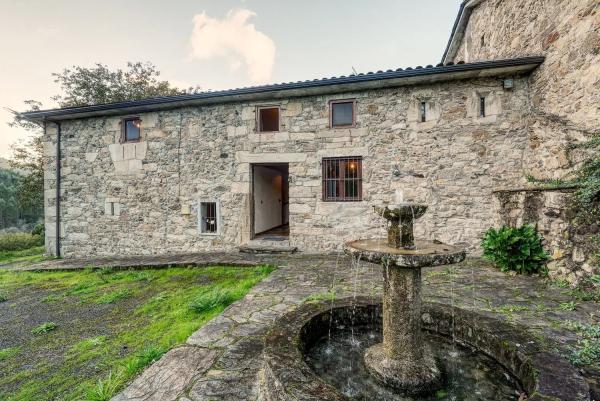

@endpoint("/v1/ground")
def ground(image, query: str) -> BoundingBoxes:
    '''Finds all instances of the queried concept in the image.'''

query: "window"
[105,199,120,217]
[200,202,218,234]
[322,157,362,202]
[122,117,141,142]
[420,101,427,122]
[330,100,356,128]
[481,35,485,47]
[257,106,280,132]
[479,96,486,117]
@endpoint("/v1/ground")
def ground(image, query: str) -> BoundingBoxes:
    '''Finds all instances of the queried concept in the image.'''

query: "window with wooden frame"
[121,117,141,142]
[329,99,356,128]
[322,157,363,202]
[199,201,218,234]
[257,106,280,132]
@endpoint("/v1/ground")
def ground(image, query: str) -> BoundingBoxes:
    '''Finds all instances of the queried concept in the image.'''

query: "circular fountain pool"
[260,297,589,401]
[306,326,520,401]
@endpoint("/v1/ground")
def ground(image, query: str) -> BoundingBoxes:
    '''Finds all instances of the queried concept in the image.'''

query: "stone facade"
[40,0,599,284]
[44,76,533,258]
[494,188,599,283]
[447,0,600,282]
[452,0,600,178]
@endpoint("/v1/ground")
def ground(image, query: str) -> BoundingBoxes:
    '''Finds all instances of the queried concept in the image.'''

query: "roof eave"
[23,57,544,123]
[441,0,487,64]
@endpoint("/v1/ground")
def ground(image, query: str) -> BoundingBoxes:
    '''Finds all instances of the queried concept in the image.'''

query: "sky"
[0,0,462,158]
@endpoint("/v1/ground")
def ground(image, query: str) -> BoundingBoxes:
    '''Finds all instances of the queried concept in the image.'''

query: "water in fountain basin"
[305,325,522,401]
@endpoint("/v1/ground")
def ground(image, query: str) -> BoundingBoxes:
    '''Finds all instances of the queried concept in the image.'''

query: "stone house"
[23,0,600,282]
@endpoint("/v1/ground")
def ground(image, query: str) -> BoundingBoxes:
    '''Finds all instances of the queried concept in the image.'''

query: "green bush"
[31,223,45,237]
[0,232,43,252]
[481,225,549,275]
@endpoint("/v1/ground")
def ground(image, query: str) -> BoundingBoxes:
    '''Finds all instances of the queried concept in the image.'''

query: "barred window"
[200,202,218,234]
[322,157,363,202]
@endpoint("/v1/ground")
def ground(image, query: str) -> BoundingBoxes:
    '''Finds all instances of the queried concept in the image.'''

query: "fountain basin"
[346,239,466,268]
[260,297,590,401]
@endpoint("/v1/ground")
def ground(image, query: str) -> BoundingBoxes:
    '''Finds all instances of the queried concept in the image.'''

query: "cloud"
[190,9,276,84]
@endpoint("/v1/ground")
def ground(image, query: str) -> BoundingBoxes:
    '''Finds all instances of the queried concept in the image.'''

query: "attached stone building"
[23,0,599,282]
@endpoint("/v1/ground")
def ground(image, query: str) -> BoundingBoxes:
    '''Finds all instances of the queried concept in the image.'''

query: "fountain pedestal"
[364,266,441,394]
[346,203,465,395]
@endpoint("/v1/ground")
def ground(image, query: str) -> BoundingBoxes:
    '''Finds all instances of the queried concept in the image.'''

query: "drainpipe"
[54,121,62,257]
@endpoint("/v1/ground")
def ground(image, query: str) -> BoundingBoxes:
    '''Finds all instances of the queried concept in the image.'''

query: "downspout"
[54,121,62,257]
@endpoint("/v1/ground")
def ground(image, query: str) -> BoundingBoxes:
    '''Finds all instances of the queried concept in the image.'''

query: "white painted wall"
[253,166,283,234]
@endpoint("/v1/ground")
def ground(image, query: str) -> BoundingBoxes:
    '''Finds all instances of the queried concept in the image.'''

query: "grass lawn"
[0,264,275,401]
[0,247,48,265]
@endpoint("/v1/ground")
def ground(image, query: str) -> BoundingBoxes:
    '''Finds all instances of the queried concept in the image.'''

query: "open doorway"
[252,163,289,240]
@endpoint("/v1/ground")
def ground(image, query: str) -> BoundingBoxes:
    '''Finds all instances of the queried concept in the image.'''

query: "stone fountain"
[260,191,589,401]
[345,190,466,395]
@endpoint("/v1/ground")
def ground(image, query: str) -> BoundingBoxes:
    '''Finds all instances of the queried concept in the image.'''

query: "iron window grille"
[121,117,141,142]
[329,99,356,128]
[200,202,218,234]
[322,157,363,202]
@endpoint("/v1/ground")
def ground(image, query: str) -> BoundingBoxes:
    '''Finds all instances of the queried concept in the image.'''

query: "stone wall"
[452,0,600,179]
[43,76,533,258]
[494,188,599,284]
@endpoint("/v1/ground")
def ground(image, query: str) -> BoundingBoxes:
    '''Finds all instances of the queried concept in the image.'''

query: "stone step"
[239,241,297,254]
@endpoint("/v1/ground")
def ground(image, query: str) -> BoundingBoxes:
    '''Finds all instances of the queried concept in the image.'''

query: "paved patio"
[8,253,600,400]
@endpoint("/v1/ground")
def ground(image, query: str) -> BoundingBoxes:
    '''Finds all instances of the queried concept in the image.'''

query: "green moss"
[0,347,20,362]
[0,264,275,401]
[304,290,336,303]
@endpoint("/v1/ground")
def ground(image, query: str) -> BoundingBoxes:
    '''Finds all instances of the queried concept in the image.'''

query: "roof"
[22,56,544,122]
[442,0,487,64]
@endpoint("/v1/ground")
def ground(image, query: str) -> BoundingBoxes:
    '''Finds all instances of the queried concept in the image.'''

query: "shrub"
[31,223,45,237]
[0,232,43,252]
[481,225,549,275]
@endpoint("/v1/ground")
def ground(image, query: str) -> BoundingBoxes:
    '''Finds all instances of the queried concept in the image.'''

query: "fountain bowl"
[374,203,428,220]
[259,297,590,401]
[345,239,466,268]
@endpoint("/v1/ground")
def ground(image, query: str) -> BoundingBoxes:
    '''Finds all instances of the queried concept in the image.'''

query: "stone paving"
[9,253,600,400]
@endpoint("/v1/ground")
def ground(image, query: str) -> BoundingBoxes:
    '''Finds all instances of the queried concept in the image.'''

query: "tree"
[7,62,185,226]
[0,169,21,229]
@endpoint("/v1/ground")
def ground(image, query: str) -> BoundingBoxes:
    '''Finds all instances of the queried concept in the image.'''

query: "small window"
[479,97,486,117]
[330,100,356,128]
[258,106,280,132]
[122,118,141,142]
[481,35,485,47]
[420,101,427,122]
[200,202,218,234]
[322,157,362,202]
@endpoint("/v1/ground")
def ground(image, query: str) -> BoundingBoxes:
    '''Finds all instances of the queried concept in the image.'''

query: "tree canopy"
[6,62,184,230]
